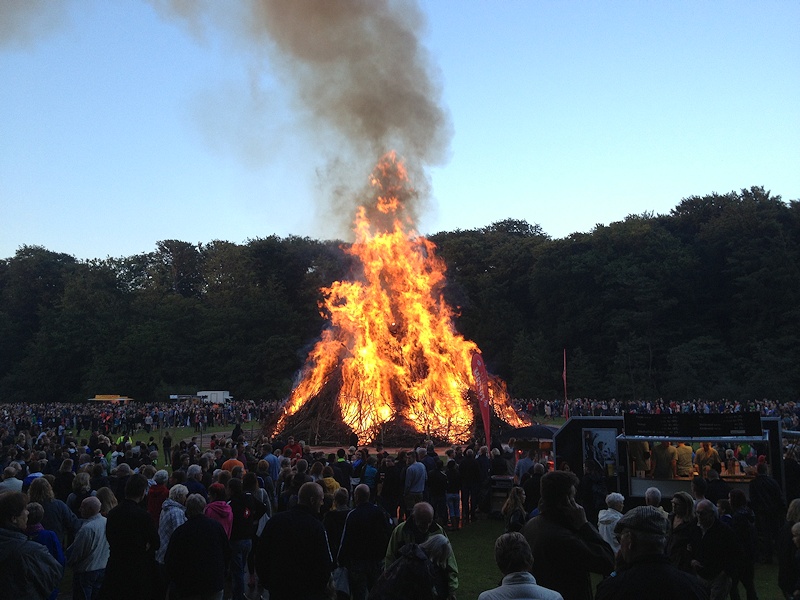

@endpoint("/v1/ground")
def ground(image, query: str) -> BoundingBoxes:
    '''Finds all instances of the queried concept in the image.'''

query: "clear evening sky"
[2,1,798,261]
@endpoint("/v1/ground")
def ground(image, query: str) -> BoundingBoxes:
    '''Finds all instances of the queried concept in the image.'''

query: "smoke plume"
[149,0,452,235]
[0,1,71,49]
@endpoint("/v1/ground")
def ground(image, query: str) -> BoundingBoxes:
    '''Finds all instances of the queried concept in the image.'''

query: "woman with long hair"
[502,487,527,533]
[95,486,118,517]
[52,458,75,502]
[66,472,92,517]
[666,490,701,573]
[28,477,81,548]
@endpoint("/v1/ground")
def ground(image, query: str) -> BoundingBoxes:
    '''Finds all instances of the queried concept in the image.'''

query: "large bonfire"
[271,153,526,445]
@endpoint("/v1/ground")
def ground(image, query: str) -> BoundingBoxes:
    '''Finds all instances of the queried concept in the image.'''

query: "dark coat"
[522,513,614,600]
[777,520,799,596]
[338,502,393,565]
[99,499,160,600]
[0,526,63,600]
[255,504,332,600]
[595,554,708,600]
[165,514,230,597]
[694,519,741,580]
[667,515,702,573]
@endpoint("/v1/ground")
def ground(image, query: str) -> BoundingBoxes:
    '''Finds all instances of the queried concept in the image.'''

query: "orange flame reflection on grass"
[275,152,525,443]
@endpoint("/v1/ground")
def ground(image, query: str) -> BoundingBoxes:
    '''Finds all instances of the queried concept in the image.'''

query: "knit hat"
[614,505,668,536]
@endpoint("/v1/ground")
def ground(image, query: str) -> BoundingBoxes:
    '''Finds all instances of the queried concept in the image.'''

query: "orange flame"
[275,152,526,443]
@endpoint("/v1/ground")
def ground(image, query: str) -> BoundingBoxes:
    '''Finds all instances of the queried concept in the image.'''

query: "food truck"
[550,413,784,502]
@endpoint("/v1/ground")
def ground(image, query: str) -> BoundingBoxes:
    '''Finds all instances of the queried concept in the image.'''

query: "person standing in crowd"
[597,492,625,554]
[777,498,800,599]
[255,482,332,600]
[651,441,678,480]
[67,496,110,600]
[691,499,741,600]
[459,449,481,524]
[478,532,563,600]
[25,501,66,600]
[595,506,707,600]
[501,486,527,533]
[728,489,759,600]
[147,469,170,526]
[676,441,694,478]
[522,462,545,515]
[404,450,427,516]
[99,474,159,600]
[338,483,393,600]
[384,500,459,598]
[228,476,266,600]
[444,458,462,530]
[522,470,614,600]
[749,461,786,564]
[165,494,230,600]
[667,490,702,573]
[371,534,456,600]
[695,442,722,475]
[156,484,188,597]
[204,482,233,539]
[514,450,535,484]
[28,476,82,549]
[0,491,63,600]
[705,469,733,505]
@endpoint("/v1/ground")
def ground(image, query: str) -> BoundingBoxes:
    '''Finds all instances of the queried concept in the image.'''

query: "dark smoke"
[0,1,71,49]
[149,0,452,236]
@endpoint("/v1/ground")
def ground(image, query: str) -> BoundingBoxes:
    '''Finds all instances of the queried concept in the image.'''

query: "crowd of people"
[512,396,800,427]
[2,399,800,599]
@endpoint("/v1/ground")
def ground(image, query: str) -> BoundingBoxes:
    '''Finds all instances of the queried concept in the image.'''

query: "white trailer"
[197,390,233,404]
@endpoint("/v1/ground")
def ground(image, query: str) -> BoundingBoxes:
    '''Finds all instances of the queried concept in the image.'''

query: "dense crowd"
[1,399,799,599]
[513,397,800,425]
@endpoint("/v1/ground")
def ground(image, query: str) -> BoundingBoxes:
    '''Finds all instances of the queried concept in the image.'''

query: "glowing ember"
[274,152,526,443]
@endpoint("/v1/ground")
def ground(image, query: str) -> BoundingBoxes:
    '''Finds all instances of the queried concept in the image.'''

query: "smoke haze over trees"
[2,186,799,405]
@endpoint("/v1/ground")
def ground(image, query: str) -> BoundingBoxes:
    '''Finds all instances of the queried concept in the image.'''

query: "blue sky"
[1,1,798,261]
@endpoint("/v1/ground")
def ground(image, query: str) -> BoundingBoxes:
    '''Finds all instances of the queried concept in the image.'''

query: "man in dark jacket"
[338,483,393,600]
[99,474,159,600]
[0,491,63,600]
[692,499,742,600]
[749,462,786,563]
[165,494,230,599]
[522,470,614,600]
[728,489,759,600]
[595,505,708,600]
[255,482,332,600]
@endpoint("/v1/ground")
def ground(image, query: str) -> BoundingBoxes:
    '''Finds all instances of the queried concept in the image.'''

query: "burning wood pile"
[269,153,526,446]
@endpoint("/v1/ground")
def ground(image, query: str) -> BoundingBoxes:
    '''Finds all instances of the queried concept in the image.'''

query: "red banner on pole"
[471,351,491,448]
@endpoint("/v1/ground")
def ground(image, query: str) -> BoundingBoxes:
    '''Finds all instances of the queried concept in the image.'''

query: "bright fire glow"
[274,152,526,443]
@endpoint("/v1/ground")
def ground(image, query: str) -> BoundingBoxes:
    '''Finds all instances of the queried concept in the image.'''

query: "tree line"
[1,186,798,405]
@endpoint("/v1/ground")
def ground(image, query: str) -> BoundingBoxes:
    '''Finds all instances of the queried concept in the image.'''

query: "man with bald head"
[256,481,332,600]
[67,496,110,600]
[385,501,459,597]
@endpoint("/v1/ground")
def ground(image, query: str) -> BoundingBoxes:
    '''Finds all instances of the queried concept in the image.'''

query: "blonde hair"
[502,486,526,516]
[95,487,118,515]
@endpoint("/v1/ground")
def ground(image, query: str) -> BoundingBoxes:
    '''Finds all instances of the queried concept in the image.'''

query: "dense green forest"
[1,187,798,404]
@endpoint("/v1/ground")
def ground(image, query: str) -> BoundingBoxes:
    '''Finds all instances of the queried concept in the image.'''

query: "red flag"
[471,351,491,448]
[562,348,569,419]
